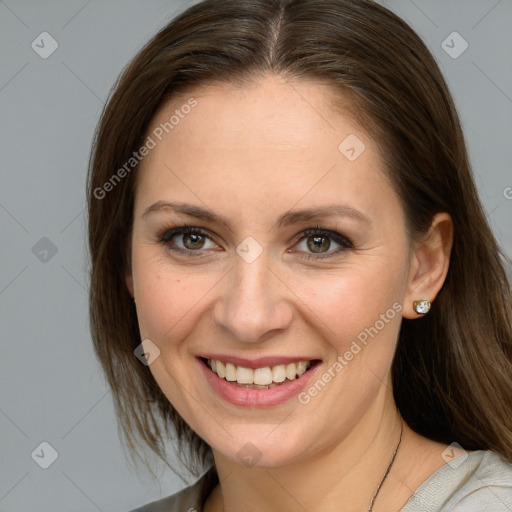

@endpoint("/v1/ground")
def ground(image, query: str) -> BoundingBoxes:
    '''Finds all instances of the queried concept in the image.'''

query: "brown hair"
[87,0,512,477]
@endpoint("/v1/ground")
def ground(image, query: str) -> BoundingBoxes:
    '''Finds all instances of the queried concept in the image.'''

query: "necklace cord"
[218,419,404,512]
[367,419,404,511]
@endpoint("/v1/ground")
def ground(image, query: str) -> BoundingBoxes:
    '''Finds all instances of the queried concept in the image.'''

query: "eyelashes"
[159,226,218,257]
[157,224,355,261]
[292,227,354,259]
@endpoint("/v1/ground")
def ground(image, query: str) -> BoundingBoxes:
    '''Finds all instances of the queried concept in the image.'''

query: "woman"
[87,0,512,510]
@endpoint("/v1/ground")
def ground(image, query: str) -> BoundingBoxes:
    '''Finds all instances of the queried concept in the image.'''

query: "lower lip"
[198,358,321,407]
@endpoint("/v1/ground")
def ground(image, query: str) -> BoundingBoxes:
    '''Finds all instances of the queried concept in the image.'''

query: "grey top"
[128,450,512,511]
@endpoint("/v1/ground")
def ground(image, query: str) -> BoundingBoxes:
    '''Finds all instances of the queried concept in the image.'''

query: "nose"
[211,251,293,344]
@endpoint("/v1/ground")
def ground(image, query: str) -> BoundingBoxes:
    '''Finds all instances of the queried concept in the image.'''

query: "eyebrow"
[141,200,370,230]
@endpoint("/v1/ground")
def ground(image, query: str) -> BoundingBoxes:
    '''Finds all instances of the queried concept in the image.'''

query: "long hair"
[87,0,512,477]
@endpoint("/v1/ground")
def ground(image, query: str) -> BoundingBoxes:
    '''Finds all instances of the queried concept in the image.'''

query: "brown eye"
[182,232,206,250]
[307,235,331,253]
[159,226,218,254]
[294,228,354,260]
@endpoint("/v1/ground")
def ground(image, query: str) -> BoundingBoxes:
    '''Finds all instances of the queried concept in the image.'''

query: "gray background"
[1,0,511,511]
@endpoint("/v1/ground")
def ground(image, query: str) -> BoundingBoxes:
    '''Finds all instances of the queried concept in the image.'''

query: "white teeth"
[236,366,254,384]
[225,363,237,381]
[254,367,273,385]
[297,361,308,377]
[216,360,225,379]
[286,363,297,380]
[207,359,314,385]
[271,364,286,383]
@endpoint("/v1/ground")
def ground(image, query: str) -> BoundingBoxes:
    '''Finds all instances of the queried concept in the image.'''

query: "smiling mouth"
[200,357,321,390]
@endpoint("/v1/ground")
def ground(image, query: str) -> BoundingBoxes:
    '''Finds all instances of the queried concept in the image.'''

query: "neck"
[208,384,406,512]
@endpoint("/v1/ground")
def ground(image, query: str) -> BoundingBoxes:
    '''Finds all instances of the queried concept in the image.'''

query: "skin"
[126,74,454,511]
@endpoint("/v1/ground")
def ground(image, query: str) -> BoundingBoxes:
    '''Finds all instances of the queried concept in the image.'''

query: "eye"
[158,224,354,260]
[292,227,354,260]
[159,226,219,255]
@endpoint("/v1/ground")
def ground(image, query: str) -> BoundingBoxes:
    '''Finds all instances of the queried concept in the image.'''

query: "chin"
[207,424,318,469]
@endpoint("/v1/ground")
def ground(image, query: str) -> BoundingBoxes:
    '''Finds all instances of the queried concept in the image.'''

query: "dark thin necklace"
[368,420,404,511]
[218,420,404,512]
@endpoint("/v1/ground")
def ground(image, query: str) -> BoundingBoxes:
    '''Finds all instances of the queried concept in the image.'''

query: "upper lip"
[199,354,320,369]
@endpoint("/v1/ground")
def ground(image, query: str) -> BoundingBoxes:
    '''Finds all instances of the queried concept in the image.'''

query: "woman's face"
[127,75,414,467]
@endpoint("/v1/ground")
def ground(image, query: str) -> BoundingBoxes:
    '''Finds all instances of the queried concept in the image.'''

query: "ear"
[402,212,453,319]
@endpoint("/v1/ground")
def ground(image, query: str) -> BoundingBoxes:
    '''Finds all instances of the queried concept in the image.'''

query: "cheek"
[131,250,214,344]
[298,261,405,346]
[131,260,215,414]
[288,268,404,432]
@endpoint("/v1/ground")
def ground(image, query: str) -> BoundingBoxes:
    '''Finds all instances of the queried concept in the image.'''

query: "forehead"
[134,75,398,226]
[146,76,361,155]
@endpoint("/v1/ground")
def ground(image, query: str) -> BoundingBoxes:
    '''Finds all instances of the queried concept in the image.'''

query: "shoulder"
[127,466,218,512]
[401,450,512,511]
